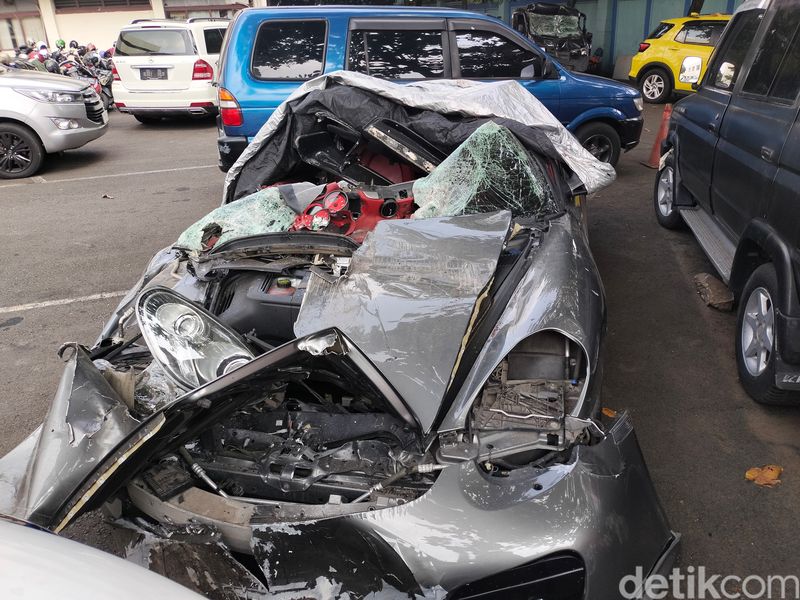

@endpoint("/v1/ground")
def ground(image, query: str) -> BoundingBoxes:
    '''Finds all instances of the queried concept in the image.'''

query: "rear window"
[648,22,674,39]
[203,28,226,55]
[348,30,445,79]
[674,22,726,46]
[115,29,195,56]
[251,20,326,80]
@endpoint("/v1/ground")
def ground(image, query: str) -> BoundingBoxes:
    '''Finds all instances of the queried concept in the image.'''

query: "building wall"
[53,9,157,49]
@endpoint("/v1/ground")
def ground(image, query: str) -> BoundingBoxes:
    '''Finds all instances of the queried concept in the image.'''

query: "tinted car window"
[116,30,194,56]
[251,21,326,80]
[743,6,800,98]
[203,28,225,55]
[675,22,725,46]
[348,30,444,79]
[456,31,538,78]
[707,10,764,90]
[648,22,674,39]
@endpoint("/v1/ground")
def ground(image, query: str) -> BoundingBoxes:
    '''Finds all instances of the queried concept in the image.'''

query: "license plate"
[140,68,167,80]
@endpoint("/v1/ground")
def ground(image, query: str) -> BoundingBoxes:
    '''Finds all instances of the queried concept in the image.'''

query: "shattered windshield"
[412,122,560,220]
[176,122,560,253]
[529,14,582,38]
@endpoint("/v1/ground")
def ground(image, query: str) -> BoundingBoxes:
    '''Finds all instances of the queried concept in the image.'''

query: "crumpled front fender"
[0,345,150,530]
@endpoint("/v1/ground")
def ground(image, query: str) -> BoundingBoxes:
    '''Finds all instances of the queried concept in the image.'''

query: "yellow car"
[629,13,731,103]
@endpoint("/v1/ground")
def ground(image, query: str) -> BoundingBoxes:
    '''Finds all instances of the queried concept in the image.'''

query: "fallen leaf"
[601,407,617,418]
[745,464,783,487]
[101,193,114,199]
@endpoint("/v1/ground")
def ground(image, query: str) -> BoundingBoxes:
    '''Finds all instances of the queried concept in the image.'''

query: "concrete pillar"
[37,0,60,46]
[151,0,166,19]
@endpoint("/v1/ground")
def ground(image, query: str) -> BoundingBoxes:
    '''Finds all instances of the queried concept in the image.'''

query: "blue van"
[216,6,643,170]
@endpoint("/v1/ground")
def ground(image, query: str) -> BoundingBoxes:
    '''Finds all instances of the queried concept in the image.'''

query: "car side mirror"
[542,58,558,80]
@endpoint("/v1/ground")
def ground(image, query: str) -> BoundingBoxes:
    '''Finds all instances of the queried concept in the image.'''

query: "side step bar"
[679,208,736,284]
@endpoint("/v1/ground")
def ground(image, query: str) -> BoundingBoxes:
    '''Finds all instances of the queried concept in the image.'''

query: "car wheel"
[653,154,683,229]
[639,68,672,104]
[0,123,44,179]
[134,115,161,125]
[735,264,800,405]
[576,122,621,166]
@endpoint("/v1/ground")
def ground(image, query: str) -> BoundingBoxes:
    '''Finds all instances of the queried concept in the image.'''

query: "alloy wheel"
[583,134,613,163]
[0,132,32,175]
[741,286,775,377]
[656,165,674,217]
[642,73,665,101]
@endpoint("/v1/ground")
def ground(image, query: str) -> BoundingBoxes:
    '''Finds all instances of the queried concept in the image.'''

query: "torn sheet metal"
[251,520,425,599]
[224,70,615,201]
[0,345,142,526]
[294,211,511,432]
[440,213,605,432]
[123,523,270,600]
[412,122,559,220]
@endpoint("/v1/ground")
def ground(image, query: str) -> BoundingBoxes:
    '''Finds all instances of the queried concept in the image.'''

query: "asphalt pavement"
[1,107,798,585]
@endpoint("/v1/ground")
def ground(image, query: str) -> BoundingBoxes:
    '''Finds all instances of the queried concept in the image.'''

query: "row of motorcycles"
[3,40,114,111]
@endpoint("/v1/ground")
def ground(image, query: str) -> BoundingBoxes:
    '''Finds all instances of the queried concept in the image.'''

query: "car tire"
[576,122,621,166]
[639,68,672,104]
[101,92,112,111]
[134,115,161,125]
[0,122,44,179]
[653,154,683,229]
[735,263,800,405]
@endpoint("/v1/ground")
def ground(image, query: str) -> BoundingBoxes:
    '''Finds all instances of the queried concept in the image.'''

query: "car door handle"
[707,122,717,133]
[761,146,775,162]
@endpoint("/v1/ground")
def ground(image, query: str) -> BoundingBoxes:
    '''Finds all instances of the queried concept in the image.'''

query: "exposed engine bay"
[108,225,590,540]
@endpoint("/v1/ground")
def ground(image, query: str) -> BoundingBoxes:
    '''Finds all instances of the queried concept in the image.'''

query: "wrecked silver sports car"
[0,73,677,599]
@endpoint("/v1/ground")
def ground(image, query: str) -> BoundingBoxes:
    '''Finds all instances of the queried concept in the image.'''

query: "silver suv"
[0,66,108,179]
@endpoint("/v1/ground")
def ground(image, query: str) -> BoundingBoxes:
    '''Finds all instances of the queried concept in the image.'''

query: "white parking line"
[0,291,128,315]
[0,164,217,189]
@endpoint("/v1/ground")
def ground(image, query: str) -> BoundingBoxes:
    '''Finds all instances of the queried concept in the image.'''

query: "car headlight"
[137,287,254,390]
[633,96,644,112]
[14,88,83,103]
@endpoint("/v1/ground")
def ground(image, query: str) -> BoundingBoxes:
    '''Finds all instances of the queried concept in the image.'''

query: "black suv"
[655,0,800,404]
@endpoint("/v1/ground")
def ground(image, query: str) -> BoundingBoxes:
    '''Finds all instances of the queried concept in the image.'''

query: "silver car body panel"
[295,211,512,432]
[441,211,605,431]
[0,67,107,153]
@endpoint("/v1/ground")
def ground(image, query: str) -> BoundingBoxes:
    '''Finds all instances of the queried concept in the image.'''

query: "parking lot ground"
[2,106,799,583]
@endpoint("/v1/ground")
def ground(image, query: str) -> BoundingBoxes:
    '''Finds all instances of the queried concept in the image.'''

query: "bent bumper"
[129,411,678,597]
[620,116,644,151]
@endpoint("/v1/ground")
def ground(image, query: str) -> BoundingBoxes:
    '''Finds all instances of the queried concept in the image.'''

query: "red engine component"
[290,183,415,243]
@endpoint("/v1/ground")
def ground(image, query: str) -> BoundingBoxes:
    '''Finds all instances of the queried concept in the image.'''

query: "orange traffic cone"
[642,104,673,169]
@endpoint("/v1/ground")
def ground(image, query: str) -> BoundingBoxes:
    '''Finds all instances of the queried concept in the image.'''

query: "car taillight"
[111,61,120,81]
[638,42,651,52]
[192,59,213,80]
[219,87,243,127]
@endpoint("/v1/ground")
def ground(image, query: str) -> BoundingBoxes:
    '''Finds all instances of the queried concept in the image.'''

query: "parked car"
[0,65,107,179]
[112,18,228,123]
[630,13,730,103]
[0,517,203,600]
[655,0,800,404]
[216,6,643,170]
[512,2,593,72]
[0,74,677,598]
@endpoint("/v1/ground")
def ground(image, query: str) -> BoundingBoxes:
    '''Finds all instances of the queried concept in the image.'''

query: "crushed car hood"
[295,211,512,432]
